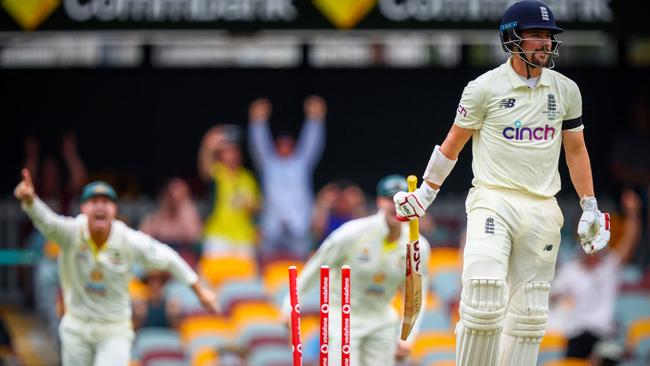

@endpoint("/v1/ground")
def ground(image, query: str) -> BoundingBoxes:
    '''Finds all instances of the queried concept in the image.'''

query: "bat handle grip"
[407,175,417,193]
[407,175,419,239]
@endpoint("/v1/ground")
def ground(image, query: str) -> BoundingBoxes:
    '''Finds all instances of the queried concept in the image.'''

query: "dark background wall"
[3,65,648,198]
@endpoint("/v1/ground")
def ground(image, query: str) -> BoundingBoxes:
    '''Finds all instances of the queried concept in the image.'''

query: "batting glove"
[577,197,611,254]
[393,184,438,221]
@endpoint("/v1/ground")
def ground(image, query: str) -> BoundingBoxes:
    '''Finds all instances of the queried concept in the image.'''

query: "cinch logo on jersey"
[502,120,556,141]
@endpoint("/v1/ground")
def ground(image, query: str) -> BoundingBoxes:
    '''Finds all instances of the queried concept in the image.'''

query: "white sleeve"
[281,223,352,316]
[404,236,430,345]
[562,79,584,132]
[126,227,198,285]
[454,79,487,130]
[21,197,77,250]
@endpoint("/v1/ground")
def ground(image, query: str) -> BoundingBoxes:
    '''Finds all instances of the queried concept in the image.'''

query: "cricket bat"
[400,175,423,341]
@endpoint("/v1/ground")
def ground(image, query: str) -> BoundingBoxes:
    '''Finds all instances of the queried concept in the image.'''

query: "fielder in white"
[284,175,430,366]
[14,169,219,366]
[393,2,611,365]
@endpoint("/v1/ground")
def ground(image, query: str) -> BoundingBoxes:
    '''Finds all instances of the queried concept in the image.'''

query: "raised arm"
[15,169,77,249]
[612,190,642,264]
[247,98,275,169]
[198,127,223,182]
[295,96,326,169]
[61,132,88,194]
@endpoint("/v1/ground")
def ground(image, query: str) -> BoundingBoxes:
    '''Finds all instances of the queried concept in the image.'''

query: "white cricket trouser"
[459,187,563,366]
[462,187,563,288]
[59,314,134,366]
[326,307,400,366]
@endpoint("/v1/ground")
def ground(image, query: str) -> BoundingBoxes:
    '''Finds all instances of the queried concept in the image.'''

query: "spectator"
[22,132,87,344]
[311,180,368,243]
[248,96,326,264]
[198,124,260,259]
[27,231,61,340]
[132,271,182,329]
[609,95,650,267]
[23,132,88,215]
[551,190,643,359]
[139,178,202,266]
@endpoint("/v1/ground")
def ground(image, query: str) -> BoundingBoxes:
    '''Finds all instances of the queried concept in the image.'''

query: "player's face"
[220,144,241,168]
[81,196,117,233]
[520,29,553,67]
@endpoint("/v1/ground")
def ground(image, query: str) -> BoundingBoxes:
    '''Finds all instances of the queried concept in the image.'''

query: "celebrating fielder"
[393,1,610,365]
[14,169,219,366]
[284,175,429,366]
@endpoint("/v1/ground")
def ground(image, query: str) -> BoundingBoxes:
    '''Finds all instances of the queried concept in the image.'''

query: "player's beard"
[530,47,551,68]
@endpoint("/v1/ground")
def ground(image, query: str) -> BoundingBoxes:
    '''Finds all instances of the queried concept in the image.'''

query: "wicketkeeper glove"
[577,197,611,255]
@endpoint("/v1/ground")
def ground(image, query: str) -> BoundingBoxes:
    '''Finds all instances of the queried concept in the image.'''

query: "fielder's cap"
[81,181,118,203]
[376,174,408,197]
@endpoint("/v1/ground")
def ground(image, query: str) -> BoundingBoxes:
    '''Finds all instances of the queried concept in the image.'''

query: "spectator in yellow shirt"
[198,124,261,260]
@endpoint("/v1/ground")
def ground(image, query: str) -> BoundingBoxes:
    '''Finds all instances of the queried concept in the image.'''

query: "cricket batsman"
[284,175,430,366]
[14,169,219,366]
[392,1,610,365]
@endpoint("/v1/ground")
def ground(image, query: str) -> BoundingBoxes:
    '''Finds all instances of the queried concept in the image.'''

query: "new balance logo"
[485,217,495,234]
[540,6,550,21]
[543,244,554,251]
[498,98,516,108]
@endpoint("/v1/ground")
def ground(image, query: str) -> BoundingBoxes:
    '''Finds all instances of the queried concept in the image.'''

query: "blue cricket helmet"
[499,1,563,68]
[500,0,563,35]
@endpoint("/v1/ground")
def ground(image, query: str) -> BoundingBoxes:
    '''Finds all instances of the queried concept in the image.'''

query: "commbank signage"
[1,0,614,31]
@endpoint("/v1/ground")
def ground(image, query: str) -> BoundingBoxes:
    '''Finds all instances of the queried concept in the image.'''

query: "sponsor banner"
[1,0,615,32]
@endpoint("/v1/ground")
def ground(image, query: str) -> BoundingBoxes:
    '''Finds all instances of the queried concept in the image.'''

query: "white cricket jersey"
[23,198,198,323]
[283,212,430,343]
[455,58,584,198]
